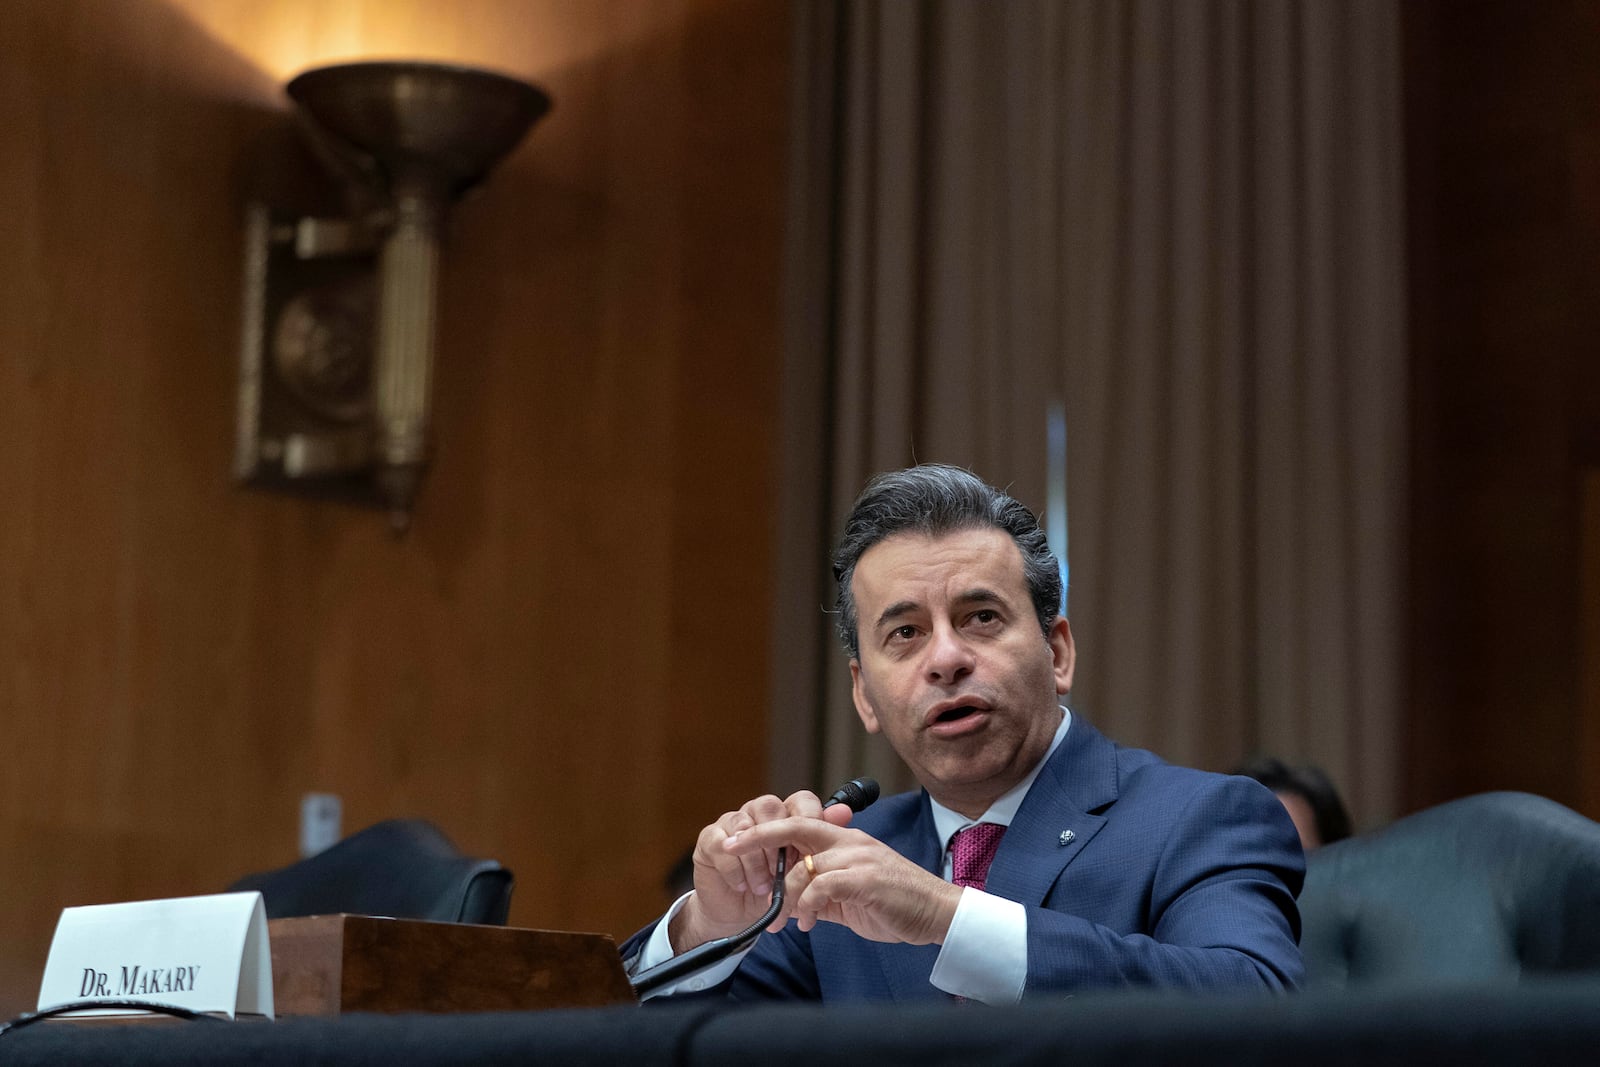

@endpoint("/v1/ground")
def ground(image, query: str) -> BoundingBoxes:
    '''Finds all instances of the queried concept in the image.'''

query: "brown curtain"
[771,0,1406,826]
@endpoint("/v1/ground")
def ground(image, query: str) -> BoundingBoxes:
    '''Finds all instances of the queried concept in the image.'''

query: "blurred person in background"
[1235,757,1352,852]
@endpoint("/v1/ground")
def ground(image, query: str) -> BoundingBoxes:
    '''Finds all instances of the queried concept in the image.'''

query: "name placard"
[38,892,274,1019]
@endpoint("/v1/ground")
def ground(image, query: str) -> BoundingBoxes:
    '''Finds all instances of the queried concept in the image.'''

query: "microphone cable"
[0,999,225,1037]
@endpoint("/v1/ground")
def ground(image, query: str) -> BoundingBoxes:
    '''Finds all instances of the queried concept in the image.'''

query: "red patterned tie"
[950,822,1006,891]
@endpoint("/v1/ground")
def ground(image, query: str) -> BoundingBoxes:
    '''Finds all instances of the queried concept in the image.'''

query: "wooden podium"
[267,915,637,1016]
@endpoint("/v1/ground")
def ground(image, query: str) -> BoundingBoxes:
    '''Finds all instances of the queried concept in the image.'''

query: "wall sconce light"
[234,61,550,532]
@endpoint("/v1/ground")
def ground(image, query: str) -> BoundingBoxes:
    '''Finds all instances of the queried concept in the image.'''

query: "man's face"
[848,527,1075,818]
[1274,791,1322,852]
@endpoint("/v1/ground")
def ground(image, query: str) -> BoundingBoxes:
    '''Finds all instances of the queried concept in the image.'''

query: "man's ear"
[1050,617,1076,696]
[850,659,882,733]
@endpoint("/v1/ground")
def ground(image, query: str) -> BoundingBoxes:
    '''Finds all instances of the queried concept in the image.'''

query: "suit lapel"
[984,713,1120,906]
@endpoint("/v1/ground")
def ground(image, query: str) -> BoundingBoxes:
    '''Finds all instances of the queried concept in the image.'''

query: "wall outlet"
[299,792,342,857]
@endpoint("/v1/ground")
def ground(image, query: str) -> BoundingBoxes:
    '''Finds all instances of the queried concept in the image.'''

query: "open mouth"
[925,700,990,734]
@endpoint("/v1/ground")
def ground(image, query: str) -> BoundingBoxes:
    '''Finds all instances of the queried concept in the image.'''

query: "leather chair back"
[1300,791,1600,988]
[230,818,513,925]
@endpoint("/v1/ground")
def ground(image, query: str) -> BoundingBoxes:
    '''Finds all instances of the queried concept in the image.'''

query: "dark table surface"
[4,977,1599,1067]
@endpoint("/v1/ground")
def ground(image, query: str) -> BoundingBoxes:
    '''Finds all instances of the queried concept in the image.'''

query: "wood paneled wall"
[1403,0,1600,816]
[0,0,787,1014]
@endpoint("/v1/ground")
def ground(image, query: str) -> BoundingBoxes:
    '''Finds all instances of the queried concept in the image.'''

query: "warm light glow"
[162,0,667,86]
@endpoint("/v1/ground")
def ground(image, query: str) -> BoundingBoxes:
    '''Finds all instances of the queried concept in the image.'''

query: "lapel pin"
[1058,830,1076,846]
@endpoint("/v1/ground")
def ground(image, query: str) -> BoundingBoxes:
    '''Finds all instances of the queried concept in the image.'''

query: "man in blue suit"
[625,465,1304,1003]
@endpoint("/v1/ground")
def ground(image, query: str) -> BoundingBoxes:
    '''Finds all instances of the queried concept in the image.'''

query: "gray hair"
[831,464,1063,658]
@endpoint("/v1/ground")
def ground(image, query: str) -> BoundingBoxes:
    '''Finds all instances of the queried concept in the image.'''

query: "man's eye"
[890,625,918,641]
[972,610,999,625]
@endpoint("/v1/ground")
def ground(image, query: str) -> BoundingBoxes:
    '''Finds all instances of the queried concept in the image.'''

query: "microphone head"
[826,777,880,812]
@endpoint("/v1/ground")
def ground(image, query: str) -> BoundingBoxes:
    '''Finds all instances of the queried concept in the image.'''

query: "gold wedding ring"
[803,853,817,876]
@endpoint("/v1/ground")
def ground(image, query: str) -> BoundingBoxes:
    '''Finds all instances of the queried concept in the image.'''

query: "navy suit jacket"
[627,715,1305,1002]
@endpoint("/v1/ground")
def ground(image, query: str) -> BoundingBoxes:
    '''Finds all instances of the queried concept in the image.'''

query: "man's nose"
[924,624,975,684]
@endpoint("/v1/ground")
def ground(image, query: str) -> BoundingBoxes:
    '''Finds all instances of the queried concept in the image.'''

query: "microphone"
[629,777,879,995]
[824,777,879,812]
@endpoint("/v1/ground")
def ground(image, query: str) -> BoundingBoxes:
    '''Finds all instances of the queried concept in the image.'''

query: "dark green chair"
[1300,791,1600,988]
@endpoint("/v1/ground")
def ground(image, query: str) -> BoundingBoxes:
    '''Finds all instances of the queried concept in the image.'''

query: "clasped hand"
[668,791,963,953]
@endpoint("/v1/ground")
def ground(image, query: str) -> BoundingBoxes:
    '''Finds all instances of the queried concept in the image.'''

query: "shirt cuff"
[626,892,751,1000]
[928,887,1027,1004]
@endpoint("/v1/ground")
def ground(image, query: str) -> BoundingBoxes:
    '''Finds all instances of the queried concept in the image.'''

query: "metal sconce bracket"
[233,61,550,533]
[235,204,382,498]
